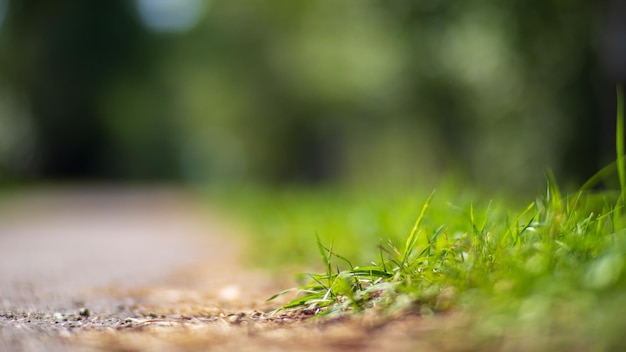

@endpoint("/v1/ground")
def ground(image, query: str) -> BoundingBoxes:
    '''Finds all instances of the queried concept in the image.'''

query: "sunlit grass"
[218,172,626,349]
[219,87,626,349]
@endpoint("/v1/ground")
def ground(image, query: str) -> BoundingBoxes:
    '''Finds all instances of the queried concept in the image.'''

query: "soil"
[0,186,459,352]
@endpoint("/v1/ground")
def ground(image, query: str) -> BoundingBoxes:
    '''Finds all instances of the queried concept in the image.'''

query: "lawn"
[214,88,626,350]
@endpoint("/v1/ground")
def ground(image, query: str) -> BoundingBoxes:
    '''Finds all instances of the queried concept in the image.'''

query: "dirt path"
[0,186,453,352]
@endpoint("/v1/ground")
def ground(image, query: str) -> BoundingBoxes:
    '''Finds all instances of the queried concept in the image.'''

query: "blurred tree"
[0,0,616,193]
[379,0,602,190]
[0,0,172,179]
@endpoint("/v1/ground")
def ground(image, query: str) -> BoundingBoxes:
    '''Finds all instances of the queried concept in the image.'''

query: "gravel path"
[0,186,281,351]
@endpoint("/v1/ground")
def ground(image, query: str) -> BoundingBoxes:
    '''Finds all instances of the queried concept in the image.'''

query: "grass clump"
[266,178,626,349]
[265,87,626,349]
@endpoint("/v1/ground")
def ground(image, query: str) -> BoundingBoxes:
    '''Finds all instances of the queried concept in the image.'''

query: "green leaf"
[330,274,354,297]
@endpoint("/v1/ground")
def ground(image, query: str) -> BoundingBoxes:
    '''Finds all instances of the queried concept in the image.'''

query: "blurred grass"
[213,181,503,270]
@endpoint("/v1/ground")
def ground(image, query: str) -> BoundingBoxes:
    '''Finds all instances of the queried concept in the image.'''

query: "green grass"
[220,179,626,348]
[218,87,626,349]
[214,182,493,269]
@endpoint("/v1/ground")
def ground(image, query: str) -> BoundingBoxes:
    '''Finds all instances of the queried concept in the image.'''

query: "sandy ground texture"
[0,186,465,352]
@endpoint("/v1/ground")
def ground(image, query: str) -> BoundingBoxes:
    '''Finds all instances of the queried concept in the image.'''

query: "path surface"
[0,187,223,306]
[0,186,281,351]
[0,186,450,352]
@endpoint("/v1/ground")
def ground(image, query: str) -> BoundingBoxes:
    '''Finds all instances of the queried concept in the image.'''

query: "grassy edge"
[265,87,626,349]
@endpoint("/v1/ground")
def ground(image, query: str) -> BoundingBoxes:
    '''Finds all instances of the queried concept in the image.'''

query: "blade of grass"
[617,84,625,199]
[316,233,333,288]
[579,160,619,191]
[402,190,436,267]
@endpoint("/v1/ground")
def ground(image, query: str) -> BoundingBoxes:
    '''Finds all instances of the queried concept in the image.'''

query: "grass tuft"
[263,87,626,347]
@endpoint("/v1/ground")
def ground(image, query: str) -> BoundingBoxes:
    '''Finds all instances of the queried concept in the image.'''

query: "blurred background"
[0,0,623,194]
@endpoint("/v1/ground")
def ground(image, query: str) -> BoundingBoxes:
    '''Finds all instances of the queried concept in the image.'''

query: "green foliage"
[260,88,626,347]
[265,182,626,345]
[0,0,602,191]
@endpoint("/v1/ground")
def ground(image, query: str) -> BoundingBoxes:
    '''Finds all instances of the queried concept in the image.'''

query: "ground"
[0,186,461,352]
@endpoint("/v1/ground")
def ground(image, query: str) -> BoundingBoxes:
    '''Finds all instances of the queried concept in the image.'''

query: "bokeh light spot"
[136,0,206,33]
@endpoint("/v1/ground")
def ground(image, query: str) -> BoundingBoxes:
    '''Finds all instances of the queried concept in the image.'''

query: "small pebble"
[125,317,140,325]
[226,313,246,324]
